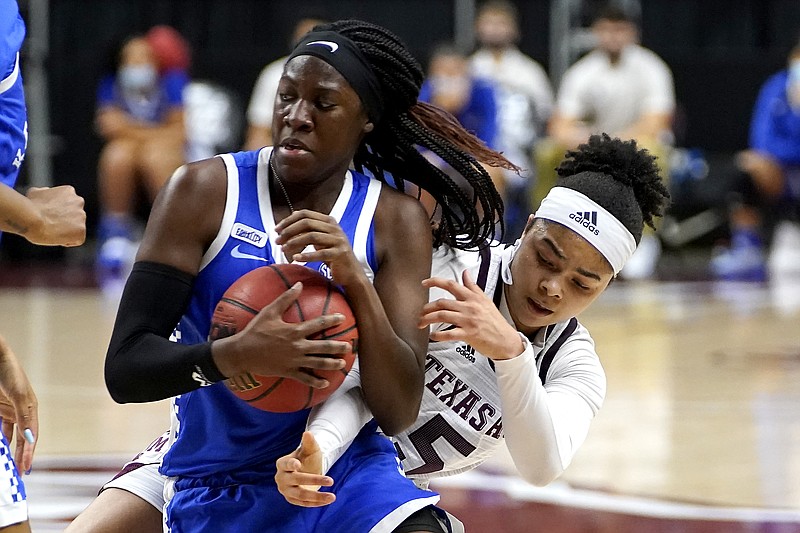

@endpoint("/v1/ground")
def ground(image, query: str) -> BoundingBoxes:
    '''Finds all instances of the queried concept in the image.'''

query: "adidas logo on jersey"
[455,344,476,363]
[569,211,600,235]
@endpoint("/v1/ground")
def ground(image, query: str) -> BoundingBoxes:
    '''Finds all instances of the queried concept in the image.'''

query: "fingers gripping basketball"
[210,264,358,412]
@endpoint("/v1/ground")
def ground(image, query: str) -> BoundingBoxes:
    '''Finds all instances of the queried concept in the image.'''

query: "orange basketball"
[209,264,358,412]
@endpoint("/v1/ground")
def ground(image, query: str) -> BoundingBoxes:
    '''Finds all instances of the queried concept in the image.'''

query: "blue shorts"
[165,430,439,533]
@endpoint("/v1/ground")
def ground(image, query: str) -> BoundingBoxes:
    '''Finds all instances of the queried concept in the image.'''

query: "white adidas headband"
[533,187,637,275]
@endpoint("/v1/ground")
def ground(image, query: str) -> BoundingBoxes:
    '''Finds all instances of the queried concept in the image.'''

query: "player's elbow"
[104,355,137,404]
[374,396,422,436]
[519,461,565,487]
[513,451,567,487]
[375,408,417,436]
[105,371,130,404]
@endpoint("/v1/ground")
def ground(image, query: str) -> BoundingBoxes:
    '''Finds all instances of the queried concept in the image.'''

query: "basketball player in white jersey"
[68,134,668,532]
[274,133,670,529]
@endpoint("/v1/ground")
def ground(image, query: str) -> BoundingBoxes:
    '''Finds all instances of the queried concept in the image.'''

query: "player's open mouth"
[528,298,552,315]
[280,138,310,153]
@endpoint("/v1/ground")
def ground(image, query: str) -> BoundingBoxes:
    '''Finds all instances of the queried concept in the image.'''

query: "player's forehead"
[281,56,352,93]
[122,37,155,63]
[529,219,612,274]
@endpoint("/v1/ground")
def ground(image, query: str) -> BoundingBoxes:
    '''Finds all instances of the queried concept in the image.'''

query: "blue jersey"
[161,147,381,478]
[160,148,438,532]
[749,69,800,167]
[0,0,27,188]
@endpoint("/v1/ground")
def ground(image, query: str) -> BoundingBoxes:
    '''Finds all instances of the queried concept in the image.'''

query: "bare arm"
[0,184,86,246]
[351,193,432,434]
[105,159,350,402]
[617,111,673,144]
[547,111,593,150]
[96,106,185,143]
[276,191,432,435]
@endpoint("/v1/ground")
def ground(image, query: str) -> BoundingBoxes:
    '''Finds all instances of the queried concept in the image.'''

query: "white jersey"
[393,243,605,484]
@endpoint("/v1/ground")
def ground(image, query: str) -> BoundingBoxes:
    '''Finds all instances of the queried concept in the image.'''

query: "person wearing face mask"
[94,33,188,300]
[419,44,508,238]
[470,0,554,242]
[710,39,800,281]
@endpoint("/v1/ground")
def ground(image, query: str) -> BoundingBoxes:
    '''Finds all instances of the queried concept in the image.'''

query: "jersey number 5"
[397,413,477,475]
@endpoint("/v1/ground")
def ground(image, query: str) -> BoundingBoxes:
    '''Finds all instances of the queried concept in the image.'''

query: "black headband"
[286,30,384,123]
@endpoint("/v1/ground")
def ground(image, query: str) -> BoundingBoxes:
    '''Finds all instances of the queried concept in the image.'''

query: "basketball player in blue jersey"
[70,135,667,533]
[92,19,511,533]
[1,1,86,531]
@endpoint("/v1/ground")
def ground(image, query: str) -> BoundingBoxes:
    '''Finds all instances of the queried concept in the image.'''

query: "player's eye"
[573,279,590,291]
[537,252,555,269]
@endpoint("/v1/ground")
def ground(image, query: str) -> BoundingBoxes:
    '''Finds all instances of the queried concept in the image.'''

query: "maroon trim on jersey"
[475,245,493,290]
[537,317,579,385]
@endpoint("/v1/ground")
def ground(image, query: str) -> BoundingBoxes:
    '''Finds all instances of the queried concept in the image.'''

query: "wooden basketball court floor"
[2,275,800,532]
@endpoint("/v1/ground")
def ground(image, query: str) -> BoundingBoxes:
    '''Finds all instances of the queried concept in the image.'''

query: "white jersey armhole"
[352,178,381,282]
[198,153,240,271]
[0,53,20,94]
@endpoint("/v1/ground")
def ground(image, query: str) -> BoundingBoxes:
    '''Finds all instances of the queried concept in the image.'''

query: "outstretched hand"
[419,270,524,360]
[275,431,336,508]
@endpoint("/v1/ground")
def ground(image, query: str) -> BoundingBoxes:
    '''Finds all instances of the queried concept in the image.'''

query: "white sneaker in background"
[768,221,800,278]
[620,233,662,280]
[96,236,139,307]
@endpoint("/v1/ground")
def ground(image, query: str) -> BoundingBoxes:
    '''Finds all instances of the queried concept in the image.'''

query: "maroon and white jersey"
[392,244,606,485]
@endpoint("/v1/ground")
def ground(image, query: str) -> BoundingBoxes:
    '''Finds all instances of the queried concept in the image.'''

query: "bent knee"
[99,138,139,169]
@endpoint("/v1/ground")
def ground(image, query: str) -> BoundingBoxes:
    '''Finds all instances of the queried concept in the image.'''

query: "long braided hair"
[315,19,517,249]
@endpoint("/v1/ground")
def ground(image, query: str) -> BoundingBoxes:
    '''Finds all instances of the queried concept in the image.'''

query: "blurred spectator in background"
[548,5,674,152]
[470,0,554,239]
[540,4,675,279]
[244,17,325,150]
[94,31,188,297]
[711,39,800,282]
[420,43,507,234]
[146,25,191,74]
[421,44,498,150]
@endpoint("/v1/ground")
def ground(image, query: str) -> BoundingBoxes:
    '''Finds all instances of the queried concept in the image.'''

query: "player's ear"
[363,121,374,134]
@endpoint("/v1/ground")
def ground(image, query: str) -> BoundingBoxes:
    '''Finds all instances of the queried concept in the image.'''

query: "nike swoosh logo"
[230,245,270,262]
[306,40,339,52]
